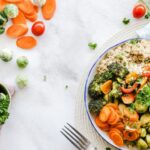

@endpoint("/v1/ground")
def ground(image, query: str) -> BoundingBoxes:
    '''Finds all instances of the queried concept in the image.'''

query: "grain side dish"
[88,39,150,149]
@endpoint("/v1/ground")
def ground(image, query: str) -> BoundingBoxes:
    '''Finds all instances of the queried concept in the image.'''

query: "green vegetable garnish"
[0,27,5,34]
[122,18,130,25]
[0,48,13,62]
[88,42,97,50]
[16,56,28,69]
[145,12,150,19]
[130,39,139,44]
[16,75,28,89]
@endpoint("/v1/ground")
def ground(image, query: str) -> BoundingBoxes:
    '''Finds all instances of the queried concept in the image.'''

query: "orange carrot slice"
[107,107,116,123]
[113,122,124,131]
[100,80,112,94]
[99,106,111,122]
[0,0,8,11]
[108,112,120,125]
[34,5,39,13]
[42,0,56,20]
[110,132,124,146]
[17,0,35,15]
[107,103,118,110]
[5,0,22,3]
[24,12,37,22]
[16,36,37,49]
[123,130,139,141]
[12,11,26,24]
[7,24,28,38]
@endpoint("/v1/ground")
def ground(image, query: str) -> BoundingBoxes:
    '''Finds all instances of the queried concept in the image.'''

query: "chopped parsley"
[122,18,130,25]
[88,42,97,50]
[130,39,139,44]
[145,12,150,19]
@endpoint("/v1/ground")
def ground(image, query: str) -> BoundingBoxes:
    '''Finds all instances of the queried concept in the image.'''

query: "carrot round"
[108,112,120,125]
[107,103,118,110]
[16,36,37,49]
[99,106,111,122]
[123,130,139,141]
[100,80,112,94]
[24,12,37,22]
[5,0,22,2]
[113,122,124,131]
[12,11,26,24]
[17,0,35,15]
[0,0,8,11]
[107,107,116,123]
[7,24,28,38]
[42,0,56,20]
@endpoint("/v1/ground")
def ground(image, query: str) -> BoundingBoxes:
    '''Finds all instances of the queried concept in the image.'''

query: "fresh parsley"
[88,42,97,50]
[145,12,150,19]
[130,39,139,44]
[122,18,130,25]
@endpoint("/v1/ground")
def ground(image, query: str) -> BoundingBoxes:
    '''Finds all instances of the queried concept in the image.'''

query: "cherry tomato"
[32,21,45,36]
[133,4,146,18]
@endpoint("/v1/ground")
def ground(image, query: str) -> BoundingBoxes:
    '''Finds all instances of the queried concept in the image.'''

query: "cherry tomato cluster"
[31,21,45,36]
[133,4,146,18]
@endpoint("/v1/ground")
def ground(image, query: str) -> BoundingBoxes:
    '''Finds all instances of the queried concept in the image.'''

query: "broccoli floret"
[107,62,129,79]
[94,71,114,84]
[109,82,122,99]
[88,80,102,99]
[88,99,106,115]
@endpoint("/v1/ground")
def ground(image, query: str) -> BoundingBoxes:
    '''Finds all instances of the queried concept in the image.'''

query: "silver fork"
[60,123,97,150]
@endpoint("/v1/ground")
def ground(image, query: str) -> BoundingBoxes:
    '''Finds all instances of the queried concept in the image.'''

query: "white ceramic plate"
[84,38,143,150]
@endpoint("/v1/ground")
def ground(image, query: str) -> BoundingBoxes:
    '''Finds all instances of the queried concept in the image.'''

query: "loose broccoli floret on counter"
[94,71,114,84]
[107,62,129,79]
[109,82,122,99]
[88,81,102,99]
[88,99,106,115]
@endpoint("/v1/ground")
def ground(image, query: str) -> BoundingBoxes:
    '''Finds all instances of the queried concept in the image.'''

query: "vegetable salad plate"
[75,20,150,150]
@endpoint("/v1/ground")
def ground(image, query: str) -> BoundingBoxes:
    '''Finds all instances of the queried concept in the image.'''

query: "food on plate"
[16,74,28,89]
[4,4,18,18]
[16,36,37,49]
[31,21,45,36]
[0,0,56,49]
[0,48,13,62]
[88,39,150,149]
[133,4,146,18]
[17,56,29,69]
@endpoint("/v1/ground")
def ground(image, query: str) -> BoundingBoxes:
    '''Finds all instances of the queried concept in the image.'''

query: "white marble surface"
[0,0,140,149]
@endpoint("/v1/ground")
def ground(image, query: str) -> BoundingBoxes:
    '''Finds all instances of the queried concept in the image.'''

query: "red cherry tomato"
[133,4,146,18]
[32,21,45,36]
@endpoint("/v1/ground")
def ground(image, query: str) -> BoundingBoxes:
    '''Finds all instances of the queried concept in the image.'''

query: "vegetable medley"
[88,41,150,149]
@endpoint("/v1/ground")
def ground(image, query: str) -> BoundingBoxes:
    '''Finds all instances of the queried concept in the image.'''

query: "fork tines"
[60,123,90,150]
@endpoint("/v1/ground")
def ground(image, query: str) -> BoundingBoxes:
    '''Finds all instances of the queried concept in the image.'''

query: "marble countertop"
[0,0,139,150]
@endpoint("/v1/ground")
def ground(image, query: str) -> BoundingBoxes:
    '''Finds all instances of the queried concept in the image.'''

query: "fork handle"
[87,144,97,150]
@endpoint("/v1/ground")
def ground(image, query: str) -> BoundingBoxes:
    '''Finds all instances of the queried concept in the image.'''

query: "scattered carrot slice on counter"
[16,36,37,49]
[17,0,35,15]
[34,5,39,13]
[125,72,138,84]
[5,0,22,3]
[121,93,135,104]
[99,106,111,122]
[0,0,8,11]
[100,80,112,94]
[7,24,28,38]
[42,0,56,20]
[24,12,37,22]
[12,11,26,24]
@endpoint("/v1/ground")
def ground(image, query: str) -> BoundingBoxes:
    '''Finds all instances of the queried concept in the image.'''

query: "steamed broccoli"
[88,99,106,115]
[109,82,122,99]
[88,81,102,99]
[107,62,129,78]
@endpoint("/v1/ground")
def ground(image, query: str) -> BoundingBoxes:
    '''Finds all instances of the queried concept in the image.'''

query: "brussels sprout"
[0,93,7,101]
[16,56,28,69]
[0,48,13,62]
[0,27,5,34]
[140,114,150,126]
[146,134,150,147]
[134,101,148,113]
[137,138,148,149]
[0,13,7,27]
[140,128,147,138]
[16,75,28,89]
[4,4,18,18]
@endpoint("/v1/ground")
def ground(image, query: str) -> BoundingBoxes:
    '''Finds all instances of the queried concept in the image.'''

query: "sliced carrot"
[12,11,26,24]
[24,12,37,22]
[121,93,135,104]
[7,24,28,38]
[0,0,8,11]
[34,5,39,13]
[99,106,111,122]
[125,72,138,84]
[107,107,116,123]
[123,130,139,141]
[107,103,118,110]
[100,80,112,94]
[42,0,56,20]
[108,112,120,125]
[109,128,122,135]
[16,36,37,49]
[113,122,124,131]
[5,0,22,2]
[110,132,124,146]
[17,0,35,15]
